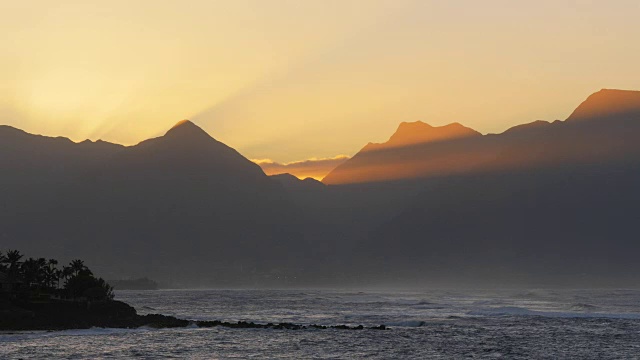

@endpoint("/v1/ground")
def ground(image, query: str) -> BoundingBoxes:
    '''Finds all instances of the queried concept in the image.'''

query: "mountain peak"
[387,121,480,147]
[170,119,196,129]
[164,120,211,140]
[567,89,640,121]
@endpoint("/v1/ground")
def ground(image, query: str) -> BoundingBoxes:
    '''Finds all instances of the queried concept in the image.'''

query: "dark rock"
[139,314,190,328]
[0,299,388,332]
[331,325,350,330]
[0,300,139,330]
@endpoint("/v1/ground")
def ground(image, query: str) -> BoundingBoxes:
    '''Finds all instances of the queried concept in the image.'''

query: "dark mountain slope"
[323,122,482,184]
[323,89,640,186]
[3,89,640,286]
[567,88,640,121]
[2,121,306,286]
[0,125,123,187]
[351,90,640,286]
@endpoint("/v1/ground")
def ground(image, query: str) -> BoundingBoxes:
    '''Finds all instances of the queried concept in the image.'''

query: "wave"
[570,303,599,311]
[0,327,151,341]
[385,320,428,327]
[468,306,640,319]
[416,300,436,306]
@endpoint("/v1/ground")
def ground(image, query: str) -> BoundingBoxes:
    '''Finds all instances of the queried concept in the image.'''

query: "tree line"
[0,249,114,301]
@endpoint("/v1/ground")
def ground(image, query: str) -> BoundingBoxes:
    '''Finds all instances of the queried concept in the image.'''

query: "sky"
[2,0,640,165]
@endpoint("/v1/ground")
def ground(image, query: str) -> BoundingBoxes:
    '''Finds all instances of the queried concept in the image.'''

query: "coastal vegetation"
[0,249,114,301]
[0,250,387,331]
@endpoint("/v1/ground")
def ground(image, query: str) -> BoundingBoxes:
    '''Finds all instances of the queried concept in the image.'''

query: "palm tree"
[21,257,53,288]
[69,259,92,277]
[5,250,23,276]
[21,258,41,287]
[61,266,73,283]
[70,259,83,276]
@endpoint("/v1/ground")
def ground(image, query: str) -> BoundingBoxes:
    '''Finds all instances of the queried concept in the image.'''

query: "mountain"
[323,89,640,185]
[271,173,326,193]
[356,160,640,286]
[322,122,483,184]
[2,120,306,286]
[384,121,480,147]
[126,120,267,179]
[567,88,640,121]
[344,89,640,286]
[3,89,640,287]
[0,125,123,188]
[0,126,125,243]
[94,120,269,192]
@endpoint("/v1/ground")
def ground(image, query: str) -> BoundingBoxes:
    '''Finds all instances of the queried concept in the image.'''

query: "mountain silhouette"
[104,119,266,182]
[567,88,640,121]
[343,89,640,286]
[3,90,640,287]
[2,120,305,286]
[271,173,326,192]
[323,89,640,185]
[383,121,480,147]
[322,121,485,184]
[0,125,123,187]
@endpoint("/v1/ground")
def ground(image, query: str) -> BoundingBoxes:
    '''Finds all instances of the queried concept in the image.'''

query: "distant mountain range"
[324,89,640,185]
[1,119,306,286]
[2,89,640,287]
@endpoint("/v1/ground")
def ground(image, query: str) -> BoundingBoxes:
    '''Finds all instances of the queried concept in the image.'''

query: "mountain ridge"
[567,88,640,121]
[323,89,640,185]
[3,89,640,286]
[386,121,481,147]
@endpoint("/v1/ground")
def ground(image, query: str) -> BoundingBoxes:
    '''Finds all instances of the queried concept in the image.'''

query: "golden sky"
[2,1,640,163]
[255,155,349,181]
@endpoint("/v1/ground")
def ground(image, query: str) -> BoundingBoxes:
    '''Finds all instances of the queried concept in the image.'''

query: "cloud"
[253,155,349,180]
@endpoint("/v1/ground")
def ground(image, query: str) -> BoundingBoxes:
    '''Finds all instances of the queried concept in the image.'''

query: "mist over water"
[3,288,640,359]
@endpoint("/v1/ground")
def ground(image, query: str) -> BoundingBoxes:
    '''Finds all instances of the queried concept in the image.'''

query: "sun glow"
[254,155,350,180]
[2,1,640,163]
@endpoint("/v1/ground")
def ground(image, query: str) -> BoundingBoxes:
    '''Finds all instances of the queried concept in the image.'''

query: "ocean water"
[2,288,640,359]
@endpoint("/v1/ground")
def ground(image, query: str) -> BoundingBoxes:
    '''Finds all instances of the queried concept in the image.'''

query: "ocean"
[2,288,640,359]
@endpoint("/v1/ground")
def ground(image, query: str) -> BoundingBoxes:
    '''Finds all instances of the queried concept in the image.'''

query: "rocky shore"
[0,299,386,331]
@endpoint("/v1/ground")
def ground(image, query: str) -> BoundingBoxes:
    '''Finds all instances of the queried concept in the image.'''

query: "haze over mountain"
[256,155,349,181]
[344,89,640,286]
[2,120,307,286]
[2,89,640,287]
[324,89,640,185]
[567,88,640,121]
[323,122,482,184]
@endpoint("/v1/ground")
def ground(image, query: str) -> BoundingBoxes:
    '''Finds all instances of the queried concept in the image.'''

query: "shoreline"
[0,299,386,332]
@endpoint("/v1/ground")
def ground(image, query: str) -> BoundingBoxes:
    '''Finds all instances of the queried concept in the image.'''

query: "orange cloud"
[254,155,349,180]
